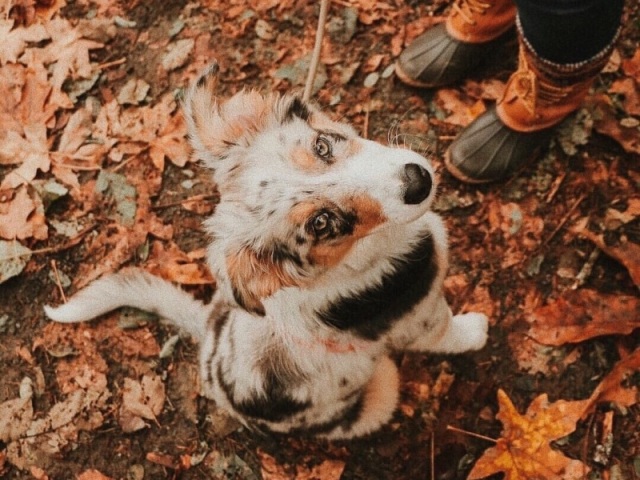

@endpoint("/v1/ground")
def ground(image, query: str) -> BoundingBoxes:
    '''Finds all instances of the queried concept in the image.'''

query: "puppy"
[45,63,488,440]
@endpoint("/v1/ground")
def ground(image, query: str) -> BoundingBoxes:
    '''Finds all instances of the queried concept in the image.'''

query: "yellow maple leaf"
[468,389,590,480]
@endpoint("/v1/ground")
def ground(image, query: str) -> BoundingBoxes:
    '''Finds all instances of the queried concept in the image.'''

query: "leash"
[302,0,331,102]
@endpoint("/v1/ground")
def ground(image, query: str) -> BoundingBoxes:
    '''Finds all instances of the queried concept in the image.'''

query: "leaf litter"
[0,0,638,478]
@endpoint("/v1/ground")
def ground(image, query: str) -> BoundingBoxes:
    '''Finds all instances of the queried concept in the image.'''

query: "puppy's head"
[185,63,437,315]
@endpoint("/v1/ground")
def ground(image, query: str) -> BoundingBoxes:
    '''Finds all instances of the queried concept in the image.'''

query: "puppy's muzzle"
[402,163,433,205]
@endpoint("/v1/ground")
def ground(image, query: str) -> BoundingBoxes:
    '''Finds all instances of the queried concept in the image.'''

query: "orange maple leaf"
[468,389,590,480]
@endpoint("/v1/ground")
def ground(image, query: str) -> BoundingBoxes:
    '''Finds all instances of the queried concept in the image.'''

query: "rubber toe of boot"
[444,106,553,183]
[396,23,492,88]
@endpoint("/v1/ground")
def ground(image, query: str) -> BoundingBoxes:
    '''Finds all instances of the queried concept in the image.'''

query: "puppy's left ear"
[225,246,303,316]
[183,63,275,166]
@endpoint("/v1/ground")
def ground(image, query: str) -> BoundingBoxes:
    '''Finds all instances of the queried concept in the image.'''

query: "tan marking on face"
[226,246,301,315]
[345,138,363,158]
[290,145,321,171]
[308,112,351,135]
[288,201,320,226]
[308,195,387,268]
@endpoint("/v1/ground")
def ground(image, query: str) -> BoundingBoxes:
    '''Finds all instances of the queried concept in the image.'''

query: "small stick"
[152,194,219,210]
[363,101,370,139]
[446,425,497,443]
[541,193,586,248]
[0,225,96,262]
[50,259,67,303]
[303,0,330,102]
[572,247,600,290]
[545,171,566,203]
[97,57,127,70]
[430,432,435,480]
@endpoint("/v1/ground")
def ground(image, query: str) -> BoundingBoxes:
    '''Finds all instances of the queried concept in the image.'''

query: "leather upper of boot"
[497,22,615,132]
[446,0,516,43]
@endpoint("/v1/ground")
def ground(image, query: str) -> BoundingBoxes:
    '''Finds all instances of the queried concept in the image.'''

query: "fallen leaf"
[161,38,194,71]
[119,375,165,432]
[468,389,591,480]
[621,47,640,82]
[0,377,34,442]
[116,78,151,106]
[0,239,32,283]
[0,123,50,190]
[0,20,49,64]
[584,348,640,415]
[6,388,110,471]
[609,77,640,116]
[77,470,114,480]
[146,241,214,285]
[591,94,640,154]
[528,290,640,346]
[435,88,478,127]
[295,459,346,480]
[0,186,48,240]
[576,228,640,288]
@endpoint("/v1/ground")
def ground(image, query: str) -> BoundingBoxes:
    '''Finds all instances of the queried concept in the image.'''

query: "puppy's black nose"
[402,163,432,205]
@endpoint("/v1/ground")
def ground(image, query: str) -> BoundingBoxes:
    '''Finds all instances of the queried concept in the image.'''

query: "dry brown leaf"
[591,94,640,154]
[36,18,103,104]
[77,470,114,480]
[584,348,640,415]
[295,459,346,480]
[258,449,292,480]
[468,389,591,480]
[149,110,190,169]
[576,228,640,288]
[609,77,640,116]
[119,375,165,432]
[0,20,49,64]
[0,124,50,190]
[622,47,640,82]
[0,186,48,240]
[528,290,640,346]
[0,378,33,442]
[435,88,478,127]
[146,241,215,285]
[6,389,110,471]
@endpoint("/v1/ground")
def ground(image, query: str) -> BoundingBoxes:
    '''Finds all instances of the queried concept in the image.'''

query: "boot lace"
[508,46,571,115]
[451,0,492,25]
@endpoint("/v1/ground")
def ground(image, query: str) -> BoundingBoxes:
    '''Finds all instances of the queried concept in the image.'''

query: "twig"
[545,171,567,203]
[430,432,435,480]
[0,224,96,262]
[97,57,127,70]
[540,193,586,248]
[446,425,497,443]
[152,193,219,210]
[50,259,67,302]
[303,0,330,102]
[363,101,370,139]
[572,247,600,290]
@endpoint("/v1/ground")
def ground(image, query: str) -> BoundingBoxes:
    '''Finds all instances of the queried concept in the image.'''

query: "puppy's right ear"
[183,62,273,167]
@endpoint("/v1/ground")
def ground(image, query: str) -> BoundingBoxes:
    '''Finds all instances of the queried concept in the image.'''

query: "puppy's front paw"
[451,312,489,351]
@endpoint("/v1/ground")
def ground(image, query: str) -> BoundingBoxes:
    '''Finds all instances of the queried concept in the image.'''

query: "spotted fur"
[45,63,488,439]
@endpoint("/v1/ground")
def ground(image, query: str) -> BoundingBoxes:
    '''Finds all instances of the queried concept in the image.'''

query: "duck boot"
[395,0,516,88]
[444,31,615,183]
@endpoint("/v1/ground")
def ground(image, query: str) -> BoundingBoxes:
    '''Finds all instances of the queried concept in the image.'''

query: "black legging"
[514,0,624,64]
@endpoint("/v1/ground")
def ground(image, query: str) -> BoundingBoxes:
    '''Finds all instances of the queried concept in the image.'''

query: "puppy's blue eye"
[313,212,330,233]
[314,136,332,159]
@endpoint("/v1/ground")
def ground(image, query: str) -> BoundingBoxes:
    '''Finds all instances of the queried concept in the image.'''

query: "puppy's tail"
[44,269,211,339]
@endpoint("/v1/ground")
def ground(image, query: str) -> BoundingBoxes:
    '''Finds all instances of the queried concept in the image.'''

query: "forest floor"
[0,0,639,479]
